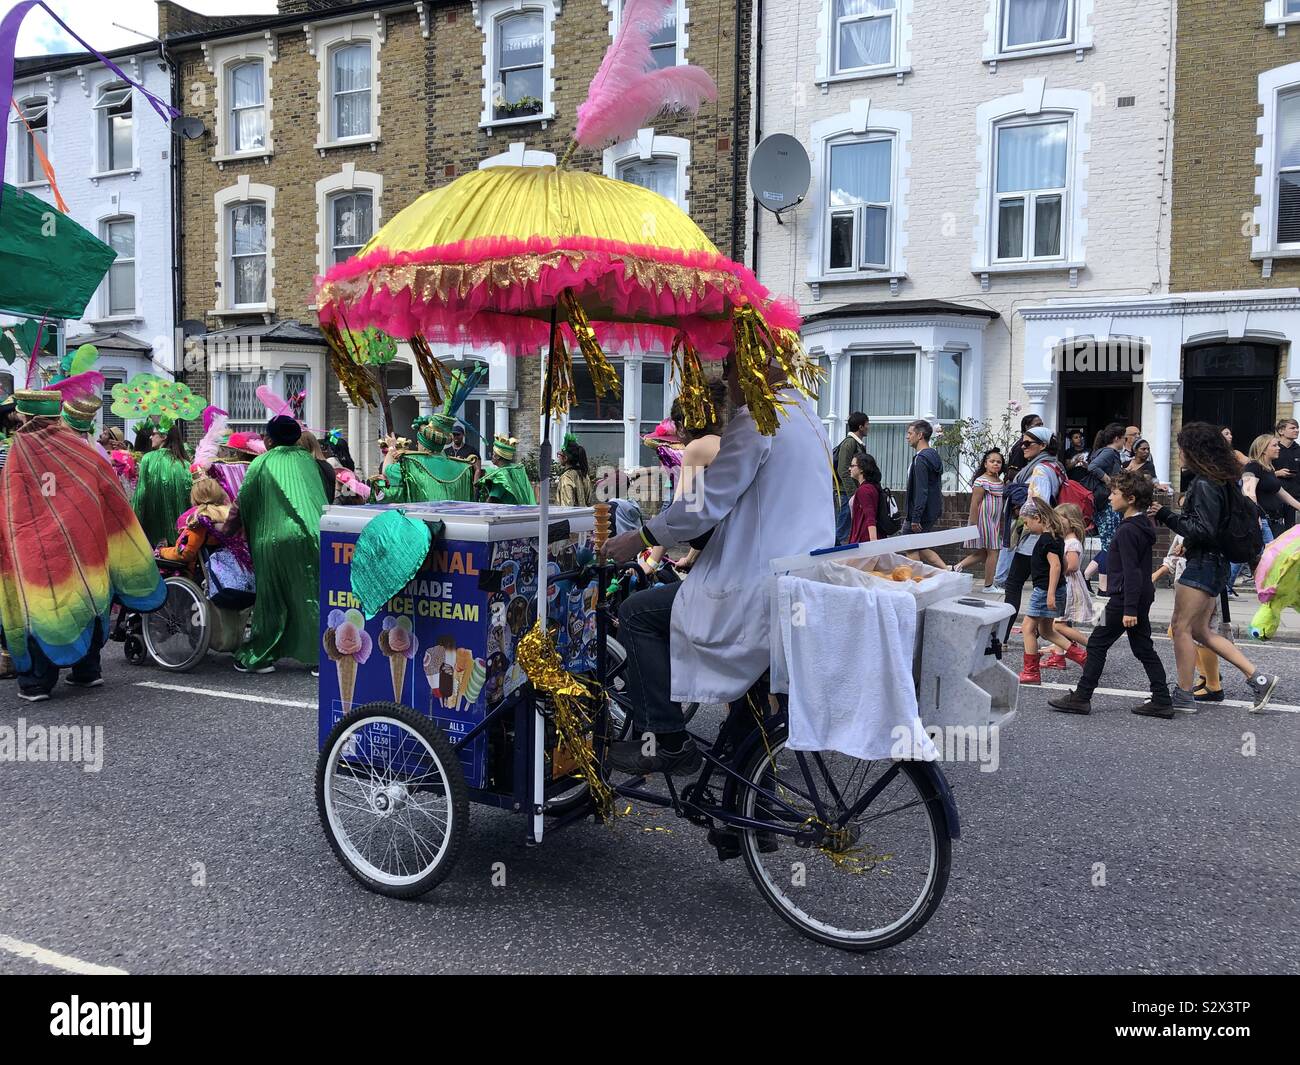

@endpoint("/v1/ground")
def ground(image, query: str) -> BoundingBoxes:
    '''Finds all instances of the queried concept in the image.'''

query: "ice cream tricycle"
[315,509,1017,952]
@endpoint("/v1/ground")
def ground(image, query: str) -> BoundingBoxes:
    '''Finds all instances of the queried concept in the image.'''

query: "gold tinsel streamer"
[406,335,447,411]
[669,333,714,431]
[516,621,615,821]
[321,321,380,410]
[544,317,578,419]
[730,306,824,436]
[560,290,621,401]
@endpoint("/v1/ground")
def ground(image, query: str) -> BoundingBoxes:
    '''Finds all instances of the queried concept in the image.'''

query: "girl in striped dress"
[954,449,1007,589]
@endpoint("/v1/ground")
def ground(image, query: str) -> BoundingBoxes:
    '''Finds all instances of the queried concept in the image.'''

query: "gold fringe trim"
[560,290,621,402]
[321,320,379,410]
[669,333,714,431]
[407,334,447,411]
[731,305,822,436]
[516,622,615,822]
[545,317,578,419]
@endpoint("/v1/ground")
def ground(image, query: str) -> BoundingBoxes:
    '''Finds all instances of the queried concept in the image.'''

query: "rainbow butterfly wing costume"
[0,417,165,669]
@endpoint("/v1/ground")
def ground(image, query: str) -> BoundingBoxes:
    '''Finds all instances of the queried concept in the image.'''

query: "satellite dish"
[749,134,811,222]
[181,319,208,338]
[172,115,207,141]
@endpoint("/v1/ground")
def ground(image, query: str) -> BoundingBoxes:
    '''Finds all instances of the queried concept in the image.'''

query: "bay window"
[993,119,1068,262]
[826,136,893,272]
[15,96,47,184]
[565,358,672,475]
[229,203,267,307]
[850,352,914,489]
[1276,90,1300,246]
[1000,0,1071,51]
[833,0,896,73]
[95,84,133,173]
[330,43,372,141]
[229,61,266,154]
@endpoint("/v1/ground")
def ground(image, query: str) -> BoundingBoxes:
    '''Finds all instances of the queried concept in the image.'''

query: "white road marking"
[1036,682,1300,713]
[134,681,317,710]
[0,934,127,975]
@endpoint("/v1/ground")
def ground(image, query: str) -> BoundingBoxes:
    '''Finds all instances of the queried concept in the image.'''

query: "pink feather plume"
[202,404,228,434]
[193,410,229,472]
[48,371,105,402]
[575,0,717,149]
[256,385,294,420]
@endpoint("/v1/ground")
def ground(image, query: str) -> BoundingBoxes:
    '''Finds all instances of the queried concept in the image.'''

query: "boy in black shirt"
[1048,472,1172,717]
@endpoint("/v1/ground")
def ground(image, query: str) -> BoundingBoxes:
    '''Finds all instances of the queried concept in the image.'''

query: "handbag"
[206,547,256,610]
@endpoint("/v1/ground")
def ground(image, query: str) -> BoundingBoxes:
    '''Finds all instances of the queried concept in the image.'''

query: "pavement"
[0,634,1297,975]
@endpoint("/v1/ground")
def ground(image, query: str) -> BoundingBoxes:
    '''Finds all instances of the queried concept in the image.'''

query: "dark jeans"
[834,496,851,545]
[618,581,686,734]
[1002,552,1032,641]
[1075,606,1168,700]
[17,619,105,697]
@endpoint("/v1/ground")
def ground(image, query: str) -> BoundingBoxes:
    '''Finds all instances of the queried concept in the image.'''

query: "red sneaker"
[1041,652,1067,670]
[1065,643,1088,667]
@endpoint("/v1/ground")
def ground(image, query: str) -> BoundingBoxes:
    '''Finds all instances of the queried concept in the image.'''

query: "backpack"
[1075,466,1110,515]
[1219,482,1265,564]
[1057,478,1096,531]
[875,489,902,537]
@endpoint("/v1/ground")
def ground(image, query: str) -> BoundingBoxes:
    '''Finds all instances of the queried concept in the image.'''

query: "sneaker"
[1170,687,1198,714]
[1047,690,1092,715]
[17,690,50,702]
[1041,651,1068,670]
[1246,673,1279,712]
[1133,696,1175,719]
[607,736,702,776]
[984,585,1005,595]
[234,661,275,675]
[310,668,319,679]
[65,676,103,688]
[1192,685,1224,703]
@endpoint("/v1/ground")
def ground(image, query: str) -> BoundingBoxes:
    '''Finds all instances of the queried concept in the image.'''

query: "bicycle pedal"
[707,827,741,861]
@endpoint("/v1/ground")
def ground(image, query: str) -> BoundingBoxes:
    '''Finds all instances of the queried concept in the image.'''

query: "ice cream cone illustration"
[378,616,419,705]
[462,657,487,710]
[323,608,373,714]
[436,636,457,708]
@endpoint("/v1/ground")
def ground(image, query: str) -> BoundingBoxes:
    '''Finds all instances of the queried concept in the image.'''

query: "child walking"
[1048,472,1171,717]
[1017,501,1086,684]
[1043,503,1093,666]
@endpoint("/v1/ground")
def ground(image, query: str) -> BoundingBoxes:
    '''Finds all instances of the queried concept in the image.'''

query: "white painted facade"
[751,0,1176,484]
[2,48,176,416]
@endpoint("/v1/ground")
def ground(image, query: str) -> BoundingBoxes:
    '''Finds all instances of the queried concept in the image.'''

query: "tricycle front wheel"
[316,702,468,899]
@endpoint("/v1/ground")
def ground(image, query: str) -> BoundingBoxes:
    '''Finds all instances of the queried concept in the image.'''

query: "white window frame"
[1265,0,1300,34]
[602,128,691,212]
[834,0,898,76]
[823,133,895,274]
[972,83,1090,279]
[480,141,557,168]
[314,164,383,280]
[214,361,322,434]
[476,0,561,130]
[990,115,1070,265]
[307,17,384,151]
[815,0,912,86]
[807,103,912,286]
[1253,62,1300,265]
[101,216,137,319]
[563,353,672,473]
[12,95,49,187]
[982,0,1093,66]
[213,177,276,315]
[93,82,135,177]
[602,0,689,68]
[204,35,276,163]
[100,370,128,432]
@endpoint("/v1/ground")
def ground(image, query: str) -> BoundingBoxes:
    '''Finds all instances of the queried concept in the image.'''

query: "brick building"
[162,0,751,474]
[750,0,1179,484]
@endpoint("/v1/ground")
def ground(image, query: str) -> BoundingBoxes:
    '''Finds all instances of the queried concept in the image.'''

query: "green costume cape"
[479,462,536,506]
[132,449,193,547]
[234,445,327,669]
[384,451,476,503]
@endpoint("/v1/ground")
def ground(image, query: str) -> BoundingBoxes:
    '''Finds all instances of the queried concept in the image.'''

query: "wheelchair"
[126,549,255,673]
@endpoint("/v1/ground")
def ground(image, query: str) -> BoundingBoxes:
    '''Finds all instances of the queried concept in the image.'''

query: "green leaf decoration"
[0,332,14,365]
[348,326,398,367]
[350,510,440,619]
[109,373,207,421]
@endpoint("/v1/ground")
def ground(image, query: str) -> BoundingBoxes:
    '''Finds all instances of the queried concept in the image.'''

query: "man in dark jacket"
[904,419,946,569]
[833,412,869,544]
[1048,472,1171,717]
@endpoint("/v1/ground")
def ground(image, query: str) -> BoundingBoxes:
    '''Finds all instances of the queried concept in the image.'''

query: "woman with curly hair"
[1152,422,1279,712]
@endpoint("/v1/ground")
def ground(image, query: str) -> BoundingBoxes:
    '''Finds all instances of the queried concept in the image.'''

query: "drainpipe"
[730,0,747,262]
[164,36,183,385]
[749,0,763,275]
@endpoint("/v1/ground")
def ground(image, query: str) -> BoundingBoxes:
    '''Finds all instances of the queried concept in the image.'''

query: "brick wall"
[1169,0,1300,292]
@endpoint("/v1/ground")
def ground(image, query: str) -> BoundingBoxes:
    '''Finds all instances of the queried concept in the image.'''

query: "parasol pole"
[537,304,558,634]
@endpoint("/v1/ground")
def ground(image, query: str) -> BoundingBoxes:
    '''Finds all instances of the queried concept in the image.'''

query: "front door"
[1181,342,1279,451]
[1057,371,1142,452]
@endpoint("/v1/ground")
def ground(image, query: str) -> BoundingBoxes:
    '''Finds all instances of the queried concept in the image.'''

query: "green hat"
[14,389,62,417]
[415,412,457,450]
[492,433,518,461]
[61,396,101,434]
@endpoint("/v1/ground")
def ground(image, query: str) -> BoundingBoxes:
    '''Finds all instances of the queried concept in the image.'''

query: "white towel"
[777,575,937,761]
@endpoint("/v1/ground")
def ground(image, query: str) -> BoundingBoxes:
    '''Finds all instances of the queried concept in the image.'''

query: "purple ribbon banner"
[1,0,179,207]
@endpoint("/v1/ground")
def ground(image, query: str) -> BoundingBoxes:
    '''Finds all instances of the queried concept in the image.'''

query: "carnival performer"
[555,433,594,507]
[229,415,327,674]
[132,418,193,546]
[478,434,536,505]
[60,394,111,459]
[598,353,833,775]
[300,430,338,504]
[379,366,484,503]
[0,384,165,701]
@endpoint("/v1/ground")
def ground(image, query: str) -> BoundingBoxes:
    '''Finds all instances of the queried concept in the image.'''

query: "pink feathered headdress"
[336,468,372,500]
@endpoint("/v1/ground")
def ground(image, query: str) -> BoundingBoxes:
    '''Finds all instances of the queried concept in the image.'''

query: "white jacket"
[645,389,835,703]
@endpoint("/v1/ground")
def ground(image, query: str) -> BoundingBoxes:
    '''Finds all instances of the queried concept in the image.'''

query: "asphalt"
[0,633,1296,975]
